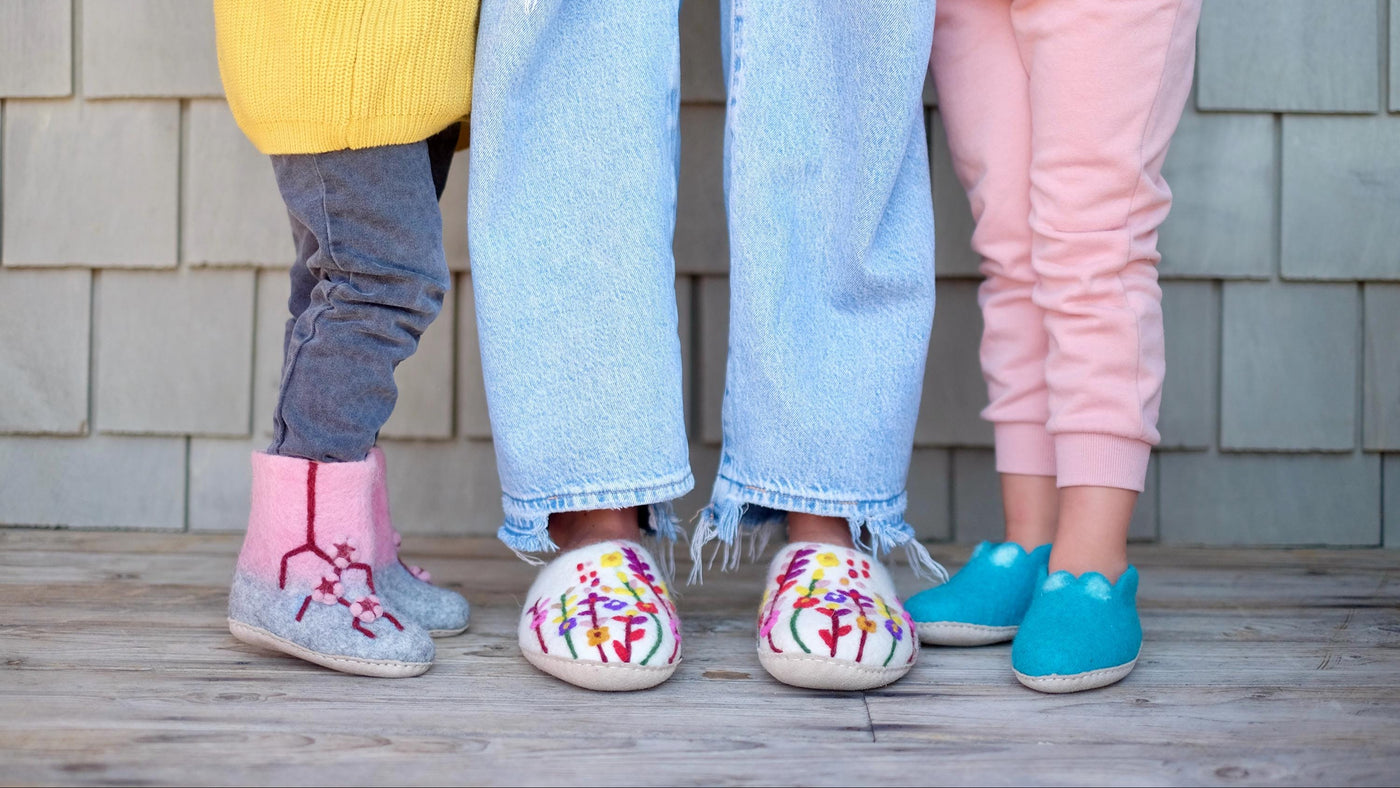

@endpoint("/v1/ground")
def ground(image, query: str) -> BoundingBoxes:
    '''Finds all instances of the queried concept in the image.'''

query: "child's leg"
[228,136,459,676]
[270,144,453,463]
[271,131,475,641]
[1014,0,1201,577]
[705,0,938,690]
[279,123,461,367]
[929,0,1057,552]
[1005,0,1200,692]
[469,0,687,691]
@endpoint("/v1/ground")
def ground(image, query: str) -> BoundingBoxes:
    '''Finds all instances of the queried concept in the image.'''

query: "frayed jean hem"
[496,470,694,571]
[689,473,948,586]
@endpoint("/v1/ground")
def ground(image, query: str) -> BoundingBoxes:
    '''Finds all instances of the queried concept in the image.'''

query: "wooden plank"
[3,736,1398,787]
[2,530,1400,787]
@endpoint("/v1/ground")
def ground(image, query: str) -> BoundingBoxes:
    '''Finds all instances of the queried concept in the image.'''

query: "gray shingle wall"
[0,0,1394,546]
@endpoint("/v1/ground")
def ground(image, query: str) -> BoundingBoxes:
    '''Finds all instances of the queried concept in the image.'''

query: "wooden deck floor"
[2,529,1399,786]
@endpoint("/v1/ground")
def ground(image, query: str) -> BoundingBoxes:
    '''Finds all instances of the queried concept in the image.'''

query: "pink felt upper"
[366,446,400,567]
[236,452,381,588]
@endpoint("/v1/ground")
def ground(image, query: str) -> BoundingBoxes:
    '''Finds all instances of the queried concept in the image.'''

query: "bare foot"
[1047,486,1135,582]
[787,512,854,548]
[547,508,642,551]
[1001,473,1058,550]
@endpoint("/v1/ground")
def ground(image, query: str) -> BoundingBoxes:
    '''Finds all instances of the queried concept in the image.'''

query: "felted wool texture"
[230,451,434,669]
[905,541,1051,628]
[229,571,434,665]
[366,447,470,635]
[374,558,471,635]
[1011,566,1142,678]
[758,543,917,669]
[236,452,379,588]
[519,541,681,668]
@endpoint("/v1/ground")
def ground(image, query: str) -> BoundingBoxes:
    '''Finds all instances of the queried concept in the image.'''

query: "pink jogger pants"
[932,0,1203,491]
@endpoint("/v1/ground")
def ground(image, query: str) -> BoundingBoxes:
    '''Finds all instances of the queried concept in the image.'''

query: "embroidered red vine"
[283,463,402,639]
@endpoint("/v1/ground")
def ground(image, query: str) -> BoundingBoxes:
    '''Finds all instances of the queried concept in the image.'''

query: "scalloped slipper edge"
[917,621,1019,647]
[758,650,912,691]
[228,619,432,678]
[1013,652,1139,694]
[522,648,679,692]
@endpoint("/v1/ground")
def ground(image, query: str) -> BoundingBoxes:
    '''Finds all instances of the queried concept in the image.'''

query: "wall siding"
[0,0,1393,546]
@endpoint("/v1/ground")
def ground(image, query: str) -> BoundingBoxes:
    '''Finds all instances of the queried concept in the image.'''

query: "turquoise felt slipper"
[1011,566,1142,693]
[904,541,1050,646]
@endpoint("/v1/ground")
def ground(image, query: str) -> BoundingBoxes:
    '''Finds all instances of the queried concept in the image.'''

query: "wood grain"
[1,530,1398,786]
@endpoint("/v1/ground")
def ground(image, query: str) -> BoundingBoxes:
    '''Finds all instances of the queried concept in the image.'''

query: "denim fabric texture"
[269,124,460,463]
[469,0,941,578]
[469,0,692,552]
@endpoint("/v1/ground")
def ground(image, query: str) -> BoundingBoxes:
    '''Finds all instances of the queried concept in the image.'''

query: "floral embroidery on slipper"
[757,543,918,681]
[520,542,680,671]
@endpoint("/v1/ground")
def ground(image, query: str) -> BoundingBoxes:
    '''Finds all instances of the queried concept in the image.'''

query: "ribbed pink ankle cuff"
[994,423,1058,477]
[1053,433,1152,492]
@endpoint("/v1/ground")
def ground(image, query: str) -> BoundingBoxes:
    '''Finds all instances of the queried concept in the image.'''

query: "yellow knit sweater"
[214,1,478,155]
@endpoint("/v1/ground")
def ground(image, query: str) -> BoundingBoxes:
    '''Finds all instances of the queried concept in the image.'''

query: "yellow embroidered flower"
[817,552,840,567]
[600,551,624,568]
[586,627,611,647]
[812,569,825,581]
[856,616,877,633]
[873,595,893,619]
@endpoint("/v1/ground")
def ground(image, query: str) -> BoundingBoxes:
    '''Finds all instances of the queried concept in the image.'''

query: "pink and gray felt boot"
[367,447,471,637]
[227,452,434,677]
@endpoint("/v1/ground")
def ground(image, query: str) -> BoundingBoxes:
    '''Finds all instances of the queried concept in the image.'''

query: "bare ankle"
[1001,474,1058,550]
[1047,486,1136,582]
[548,508,643,551]
[787,512,854,548]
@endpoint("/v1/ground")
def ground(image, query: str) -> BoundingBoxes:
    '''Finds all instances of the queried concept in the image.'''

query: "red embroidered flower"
[311,575,343,605]
[637,601,658,614]
[527,599,549,630]
[331,537,358,568]
[348,595,383,623]
[793,597,820,609]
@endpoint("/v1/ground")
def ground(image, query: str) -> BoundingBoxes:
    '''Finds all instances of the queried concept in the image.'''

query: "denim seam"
[715,472,905,511]
[503,469,695,510]
[269,156,340,458]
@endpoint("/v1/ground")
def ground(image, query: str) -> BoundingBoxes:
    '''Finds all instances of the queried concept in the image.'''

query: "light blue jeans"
[469,0,940,578]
